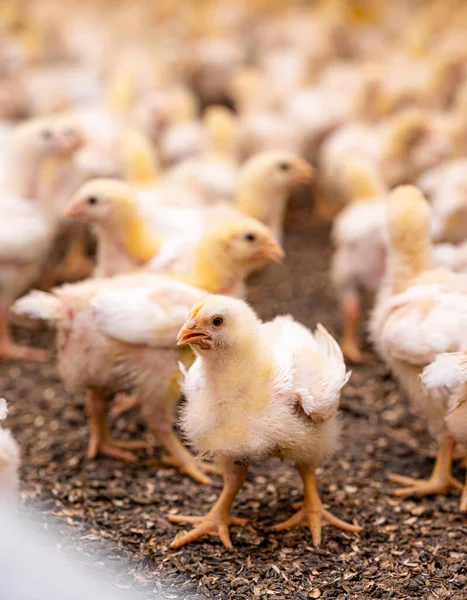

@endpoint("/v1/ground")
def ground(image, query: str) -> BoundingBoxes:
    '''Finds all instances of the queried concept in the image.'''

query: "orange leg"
[274,464,361,547]
[86,389,149,463]
[339,292,375,365]
[0,303,47,362]
[147,415,218,485]
[170,458,248,549]
[110,393,140,418]
[389,434,462,497]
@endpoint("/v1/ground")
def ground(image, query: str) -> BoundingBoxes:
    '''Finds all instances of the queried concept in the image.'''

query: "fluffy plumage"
[171,295,358,549]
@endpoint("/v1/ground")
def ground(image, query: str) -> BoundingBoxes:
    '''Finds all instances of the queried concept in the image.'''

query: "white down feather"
[380,284,467,365]
[91,280,207,346]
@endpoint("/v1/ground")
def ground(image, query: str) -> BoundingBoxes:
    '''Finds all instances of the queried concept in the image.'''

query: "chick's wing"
[91,280,207,347]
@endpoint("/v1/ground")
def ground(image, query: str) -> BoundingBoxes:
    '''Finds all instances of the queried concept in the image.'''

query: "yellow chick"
[170,295,359,549]
[370,186,467,504]
[235,150,314,243]
[64,178,163,278]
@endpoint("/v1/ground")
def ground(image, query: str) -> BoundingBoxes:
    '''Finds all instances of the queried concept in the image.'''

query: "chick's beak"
[292,161,314,186]
[256,239,285,263]
[177,319,212,346]
[53,130,85,155]
[63,196,84,218]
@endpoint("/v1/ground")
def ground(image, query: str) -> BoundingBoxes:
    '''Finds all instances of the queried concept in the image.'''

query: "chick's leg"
[389,433,461,497]
[0,303,47,362]
[110,393,140,418]
[170,458,248,549]
[86,389,148,463]
[273,464,361,547]
[146,414,217,485]
[339,291,372,365]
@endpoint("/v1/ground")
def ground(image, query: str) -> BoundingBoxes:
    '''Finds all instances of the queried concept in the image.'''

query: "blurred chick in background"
[370,186,467,505]
[0,116,82,361]
[170,295,359,548]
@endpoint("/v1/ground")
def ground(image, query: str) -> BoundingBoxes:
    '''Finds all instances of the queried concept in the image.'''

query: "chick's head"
[14,116,84,158]
[64,178,138,226]
[236,151,314,222]
[388,185,431,250]
[199,217,284,274]
[177,294,259,352]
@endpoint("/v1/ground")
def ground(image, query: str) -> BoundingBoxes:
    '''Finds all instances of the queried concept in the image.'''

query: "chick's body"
[182,313,341,464]
[171,295,359,550]
[370,186,467,508]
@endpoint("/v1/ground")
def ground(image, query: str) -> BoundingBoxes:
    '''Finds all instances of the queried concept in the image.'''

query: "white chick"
[422,352,467,511]
[330,158,388,363]
[170,295,359,549]
[0,117,82,361]
[370,185,467,504]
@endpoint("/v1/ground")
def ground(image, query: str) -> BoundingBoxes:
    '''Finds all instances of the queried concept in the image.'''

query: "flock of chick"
[1,0,467,553]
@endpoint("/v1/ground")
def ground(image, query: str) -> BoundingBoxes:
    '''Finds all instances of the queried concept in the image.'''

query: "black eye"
[245,233,256,242]
[88,197,98,205]
[41,129,52,140]
[212,316,223,327]
[278,161,290,171]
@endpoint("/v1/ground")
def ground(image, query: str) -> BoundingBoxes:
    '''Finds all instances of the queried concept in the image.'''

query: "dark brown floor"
[2,199,466,600]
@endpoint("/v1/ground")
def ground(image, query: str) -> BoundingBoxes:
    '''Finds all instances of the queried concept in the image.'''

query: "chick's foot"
[274,464,361,547]
[389,435,461,498]
[169,510,247,550]
[169,459,248,548]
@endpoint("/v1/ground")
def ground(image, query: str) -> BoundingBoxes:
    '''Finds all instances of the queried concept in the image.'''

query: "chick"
[165,105,239,204]
[64,178,162,278]
[331,158,388,363]
[418,159,467,243]
[0,117,82,361]
[14,219,283,483]
[0,398,20,503]
[170,295,359,549]
[422,353,467,511]
[370,185,467,501]
[235,150,314,243]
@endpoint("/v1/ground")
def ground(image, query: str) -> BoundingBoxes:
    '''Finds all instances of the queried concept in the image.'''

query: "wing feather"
[91,280,207,346]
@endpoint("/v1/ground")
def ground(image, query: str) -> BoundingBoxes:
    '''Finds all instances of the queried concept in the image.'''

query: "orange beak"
[292,161,314,186]
[255,239,285,263]
[53,129,85,155]
[63,195,85,219]
[177,319,212,347]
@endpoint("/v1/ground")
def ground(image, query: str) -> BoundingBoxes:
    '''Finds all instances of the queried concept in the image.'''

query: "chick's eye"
[88,196,98,205]
[212,316,224,327]
[245,233,256,242]
[278,161,290,171]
